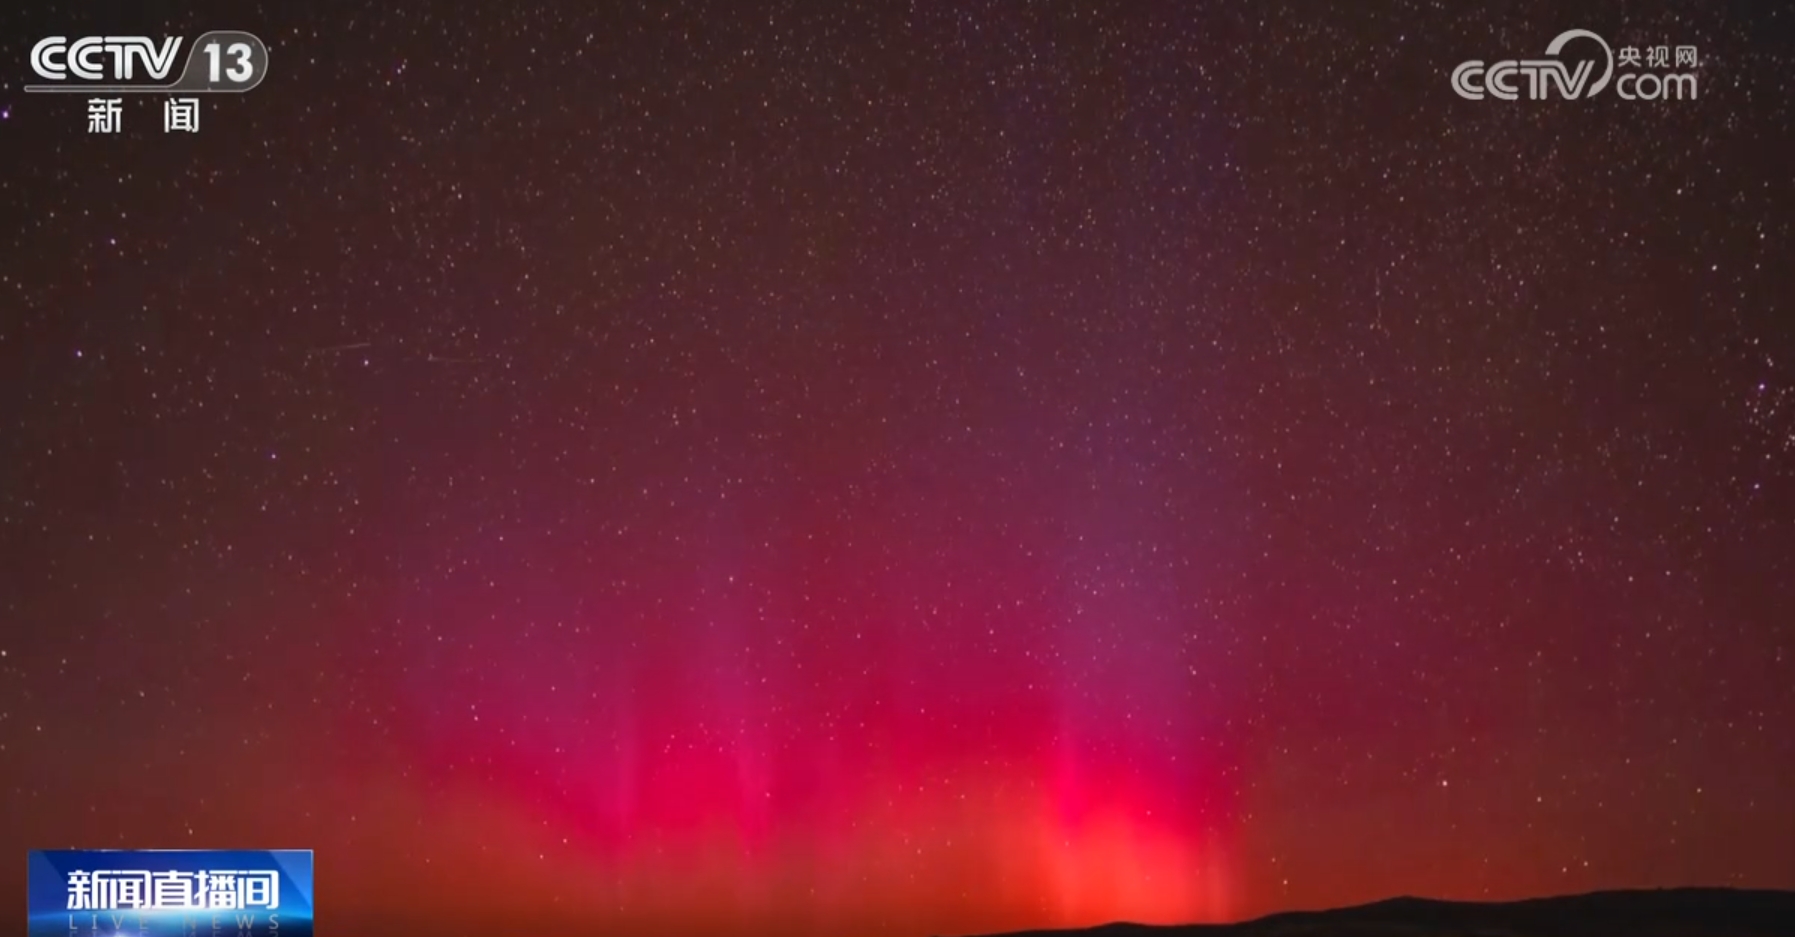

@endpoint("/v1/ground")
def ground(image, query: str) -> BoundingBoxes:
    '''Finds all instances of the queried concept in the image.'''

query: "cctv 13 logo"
[27,31,270,93]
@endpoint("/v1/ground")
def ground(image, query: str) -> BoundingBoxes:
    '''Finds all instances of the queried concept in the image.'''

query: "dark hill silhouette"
[951,888,1795,937]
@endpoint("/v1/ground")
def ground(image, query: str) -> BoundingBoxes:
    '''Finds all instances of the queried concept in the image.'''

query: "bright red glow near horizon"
[324,747,1239,937]
[329,590,1246,936]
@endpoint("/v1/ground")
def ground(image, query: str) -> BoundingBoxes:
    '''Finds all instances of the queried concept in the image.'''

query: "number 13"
[204,42,254,82]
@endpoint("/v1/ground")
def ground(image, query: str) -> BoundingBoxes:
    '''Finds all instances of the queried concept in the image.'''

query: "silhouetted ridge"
[953,887,1795,937]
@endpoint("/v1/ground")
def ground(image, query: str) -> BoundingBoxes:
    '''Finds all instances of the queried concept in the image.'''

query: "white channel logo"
[1452,29,1700,101]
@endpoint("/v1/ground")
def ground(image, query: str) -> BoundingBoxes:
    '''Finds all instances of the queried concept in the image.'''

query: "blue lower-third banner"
[28,849,314,936]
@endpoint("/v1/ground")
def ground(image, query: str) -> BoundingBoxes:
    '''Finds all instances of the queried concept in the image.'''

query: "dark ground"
[957,888,1795,937]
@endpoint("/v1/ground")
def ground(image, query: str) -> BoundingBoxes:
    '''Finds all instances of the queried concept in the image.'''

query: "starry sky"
[1,1,1793,935]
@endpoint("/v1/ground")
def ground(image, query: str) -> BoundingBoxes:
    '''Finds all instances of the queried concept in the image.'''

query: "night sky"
[1,2,1793,935]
